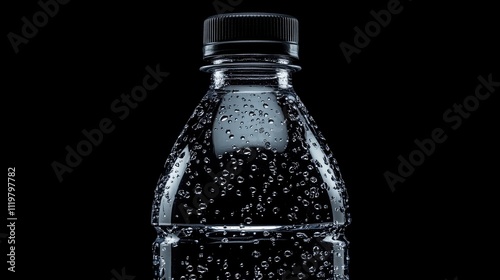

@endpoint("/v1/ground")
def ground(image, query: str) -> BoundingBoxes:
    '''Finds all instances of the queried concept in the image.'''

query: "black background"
[3,0,499,280]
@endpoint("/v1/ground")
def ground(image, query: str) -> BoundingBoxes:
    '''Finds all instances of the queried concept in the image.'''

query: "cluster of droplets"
[151,88,350,279]
[211,92,288,155]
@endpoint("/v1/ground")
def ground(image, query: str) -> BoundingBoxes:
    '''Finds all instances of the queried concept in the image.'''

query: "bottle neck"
[200,56,300,90]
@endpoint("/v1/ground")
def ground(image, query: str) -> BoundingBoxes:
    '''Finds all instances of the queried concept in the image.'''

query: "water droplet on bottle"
[197,265,208,273]
[261,261,269,268]
[296,232,308,239]
[194,185,202,194]
[252,250,261,258]
[237,176,245,183]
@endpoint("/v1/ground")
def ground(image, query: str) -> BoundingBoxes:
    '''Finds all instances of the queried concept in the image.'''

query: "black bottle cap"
[202,12,299,60]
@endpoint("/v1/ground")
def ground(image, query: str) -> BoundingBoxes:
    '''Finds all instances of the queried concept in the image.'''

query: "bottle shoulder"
[152,88,349,226]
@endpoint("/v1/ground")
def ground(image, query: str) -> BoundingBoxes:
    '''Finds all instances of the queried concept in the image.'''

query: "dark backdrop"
[4,0,498,280]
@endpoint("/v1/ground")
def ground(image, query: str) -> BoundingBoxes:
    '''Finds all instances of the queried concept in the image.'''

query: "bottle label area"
[153,224,349,280]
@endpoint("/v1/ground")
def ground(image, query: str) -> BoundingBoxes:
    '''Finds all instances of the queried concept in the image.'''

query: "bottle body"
[151,66,350,279]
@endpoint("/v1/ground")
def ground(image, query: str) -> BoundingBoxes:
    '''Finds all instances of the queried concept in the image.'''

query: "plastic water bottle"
[151,12,350,280]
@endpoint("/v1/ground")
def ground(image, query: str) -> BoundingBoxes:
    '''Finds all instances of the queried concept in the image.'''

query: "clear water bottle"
[151,12,350,280]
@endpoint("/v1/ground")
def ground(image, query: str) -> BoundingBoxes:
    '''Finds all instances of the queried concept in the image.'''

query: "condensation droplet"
[194,186,202,194]
[197,265,208,273]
